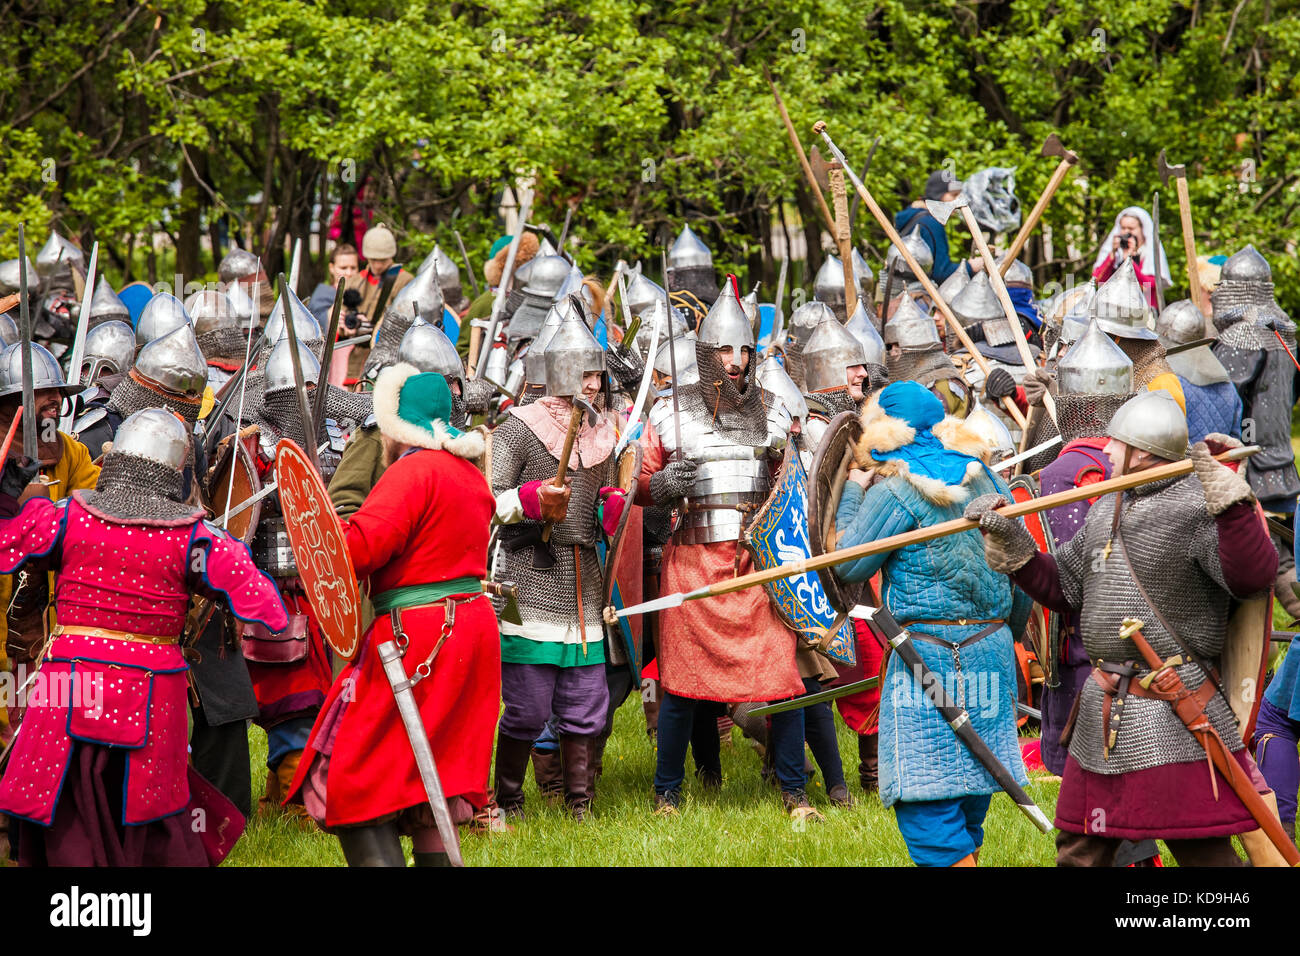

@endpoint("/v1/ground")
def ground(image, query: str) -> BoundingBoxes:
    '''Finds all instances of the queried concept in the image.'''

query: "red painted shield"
[274,438,361,661]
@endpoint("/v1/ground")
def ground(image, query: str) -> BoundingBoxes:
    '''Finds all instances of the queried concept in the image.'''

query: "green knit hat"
[373,362,485,459]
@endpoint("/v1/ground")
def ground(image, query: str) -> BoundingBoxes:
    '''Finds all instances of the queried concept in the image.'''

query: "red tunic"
[286,448,500,826]
[636,420,802,703]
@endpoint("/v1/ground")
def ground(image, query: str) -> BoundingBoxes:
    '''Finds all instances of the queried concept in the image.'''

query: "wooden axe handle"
[541,405,584,543]
[1174,176,1203,308]
[1000,158,1077,276]
[769,77,836,235]
[960,206,1057,423]
[829,166,857,317]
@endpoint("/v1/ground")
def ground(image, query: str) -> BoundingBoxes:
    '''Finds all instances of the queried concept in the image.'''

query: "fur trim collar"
[851,395,993,506]
[373,362,485,460]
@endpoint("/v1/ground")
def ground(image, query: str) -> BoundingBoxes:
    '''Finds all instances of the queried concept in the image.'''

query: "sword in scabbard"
[1120,618,1300,866]
[746,676,880,717]
[376,635,465,867]
[610,445,1261,620]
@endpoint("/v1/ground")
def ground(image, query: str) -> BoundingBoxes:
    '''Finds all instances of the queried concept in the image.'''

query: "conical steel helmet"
[845,299,886,364]
[1000,256,1033,287]
[264,287,323,347]
[135,292,193,347]
[803,317,871,393]
[966,402,1015,461]
[757,355,808,420]
[523,254,571,298]
[950,272,1002,326]
[668,223,713,270]
[1058,318,1133,396]
[787,300,837,351]
[1106,389,1187,461]
[185,290,240,335]
[1091,258,1156,339]
[851,248,874,289]
[80,320,136,382]
[0,312,17,346]
[133,324,208,396]
[87,276,130,325]
[885,293,941,351]
[111,408,192,471]
[1155,299,1209,349]
[886,231,933,277]
[813,255,854,302]
[543,312,605,398]
[1220,244,1271,283]
[937,267,969,304]
[0,257,38,295]
[218,248,261,284]
[264,334,321,392]
[697,280,753,355]
[525,304,568,384]
[388,262,444,321]
[553,264,585,303]
[36,230,83,278]
[653,329,700,386]
[417,244,461,285]
[624,269,666,318]
[399,316,465,393]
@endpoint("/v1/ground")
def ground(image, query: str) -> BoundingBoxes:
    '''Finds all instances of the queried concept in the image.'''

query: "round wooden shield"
[206,433,263,545]
[807,411,869,614]
[602,442,644,604]
[274,438,361,661]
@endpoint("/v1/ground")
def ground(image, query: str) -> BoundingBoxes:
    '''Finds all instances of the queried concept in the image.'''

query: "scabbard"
[376,638,465,867]
[747,676,880,717]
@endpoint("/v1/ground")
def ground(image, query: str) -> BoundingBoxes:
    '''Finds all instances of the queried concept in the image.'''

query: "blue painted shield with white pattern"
[744,444,857,667]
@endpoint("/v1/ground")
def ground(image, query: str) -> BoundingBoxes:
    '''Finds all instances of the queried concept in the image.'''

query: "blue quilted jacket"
[835,465,1031,807]
[1180,377,1243,445]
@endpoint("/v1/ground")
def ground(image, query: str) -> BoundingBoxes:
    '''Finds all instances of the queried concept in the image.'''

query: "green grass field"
[226,694,1065,867]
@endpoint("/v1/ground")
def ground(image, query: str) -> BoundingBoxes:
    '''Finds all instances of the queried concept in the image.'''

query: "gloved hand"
[984,367,1017,402]
[605,344,645,393]
[1022,367,1055,408]
[598,486,628,536]
[1190,439,1254,516]
[0,456,41,517]
[963,493,1036,573]
[462,378,496,414]
[520,479,571,524]
[649,459,697,505]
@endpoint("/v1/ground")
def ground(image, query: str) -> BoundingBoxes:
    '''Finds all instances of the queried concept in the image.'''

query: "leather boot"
[413,851,452,867]
[531,746,563,801]
[593,732,609,779]
[257,769,280,818]
[858,733,879,793]
[560,734,595,821]
[337,822,405,867]
[275,750,315,827]
[494,734,534,818]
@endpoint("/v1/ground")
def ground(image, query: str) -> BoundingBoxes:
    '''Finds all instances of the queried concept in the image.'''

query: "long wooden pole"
[614,445,1258,618]
[828,163,857,317]
[767,73,836,236]
[999,157,1077,275]
[811,121,1028,430]
[1173,175,1204,311]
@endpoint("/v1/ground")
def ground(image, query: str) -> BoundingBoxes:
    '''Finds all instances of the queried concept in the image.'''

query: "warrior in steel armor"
[186,289,247,393]
[417,243,470,314]
[363,264,446,379]
[947,271,1034,446]
[1209,246,1300,620]
[666,224,717,323]
[490,311,626,820]
[1156,300,1242,444]
[66,319,135,448]
[1090,258,1184,407]
[879,231,934,316]
[0,408,286,866]
[634,278,813,819]
[813,252,871,324]
[84,276,130,329]
[970,390,1278,866]
[883,292,968,410]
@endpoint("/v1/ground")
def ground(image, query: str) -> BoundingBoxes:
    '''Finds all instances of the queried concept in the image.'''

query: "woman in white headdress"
[1091,206,1171,308]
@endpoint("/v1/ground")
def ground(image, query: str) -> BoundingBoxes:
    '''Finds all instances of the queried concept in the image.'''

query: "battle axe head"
[1157,149,1185,187]
[1040,133,1078,165]
[924,193,971,226]
[572,395,600,427]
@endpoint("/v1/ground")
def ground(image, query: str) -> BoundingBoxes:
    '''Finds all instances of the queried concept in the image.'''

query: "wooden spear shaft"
[767,73,836,236]
[811,121,1028,430]
[616,445,1257,617]
[829,163,857,317]
[999,158,1077,276]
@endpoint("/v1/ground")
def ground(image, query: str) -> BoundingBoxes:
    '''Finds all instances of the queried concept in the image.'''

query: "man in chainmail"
[490,313,626,821]
[969,390,1278,866]
[187,289,249,393]
[632,276,814,820]
[1211,245,1300,621]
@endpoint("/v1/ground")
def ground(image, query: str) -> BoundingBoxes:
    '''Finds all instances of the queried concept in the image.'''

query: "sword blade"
[993,434,1063,472]
[746,676,881,717]
[377,639,464,866]
[452,229,480,299]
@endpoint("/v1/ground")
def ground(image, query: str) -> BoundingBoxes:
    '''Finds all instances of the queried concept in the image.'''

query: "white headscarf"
[1092,206,1171,288]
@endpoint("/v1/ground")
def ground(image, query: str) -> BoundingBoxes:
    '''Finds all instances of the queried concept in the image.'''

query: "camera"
[342,288,362,331]
[1118,232,1137,252]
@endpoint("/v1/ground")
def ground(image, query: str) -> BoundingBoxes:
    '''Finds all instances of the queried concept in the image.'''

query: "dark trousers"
[1253,696,1299,835]
[654,691,804,795]
[190,709,252,820]
[1055,830,1245,867]
[801,677,846,790]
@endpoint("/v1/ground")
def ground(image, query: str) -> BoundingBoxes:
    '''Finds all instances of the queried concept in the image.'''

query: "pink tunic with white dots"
[0,495,286,827]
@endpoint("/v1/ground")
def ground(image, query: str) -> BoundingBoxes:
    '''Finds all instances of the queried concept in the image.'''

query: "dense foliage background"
[1,0,1296,308]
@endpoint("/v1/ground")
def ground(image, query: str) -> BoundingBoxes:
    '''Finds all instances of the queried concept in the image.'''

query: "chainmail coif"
[673,342,774,445]
[81,454,204,523]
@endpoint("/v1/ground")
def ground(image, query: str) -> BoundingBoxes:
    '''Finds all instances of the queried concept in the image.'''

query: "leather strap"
[909,621,1005,649]
[575,544,587,656]
[51,624,181,646]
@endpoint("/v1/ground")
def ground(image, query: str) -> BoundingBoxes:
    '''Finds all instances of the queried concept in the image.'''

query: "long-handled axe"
[525,395,600,573]
[1158,150,1203,313]
[811,121,1028,430]
[927,194,1056,423]
[999,134,1079,277]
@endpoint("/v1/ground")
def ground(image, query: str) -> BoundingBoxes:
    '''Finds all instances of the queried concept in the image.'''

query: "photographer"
[1091,206,1170,308]
[308,243,360,326]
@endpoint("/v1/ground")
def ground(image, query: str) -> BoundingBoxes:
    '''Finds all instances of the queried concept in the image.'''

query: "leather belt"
[1090,659,1216,760]
[51,625,181,646]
